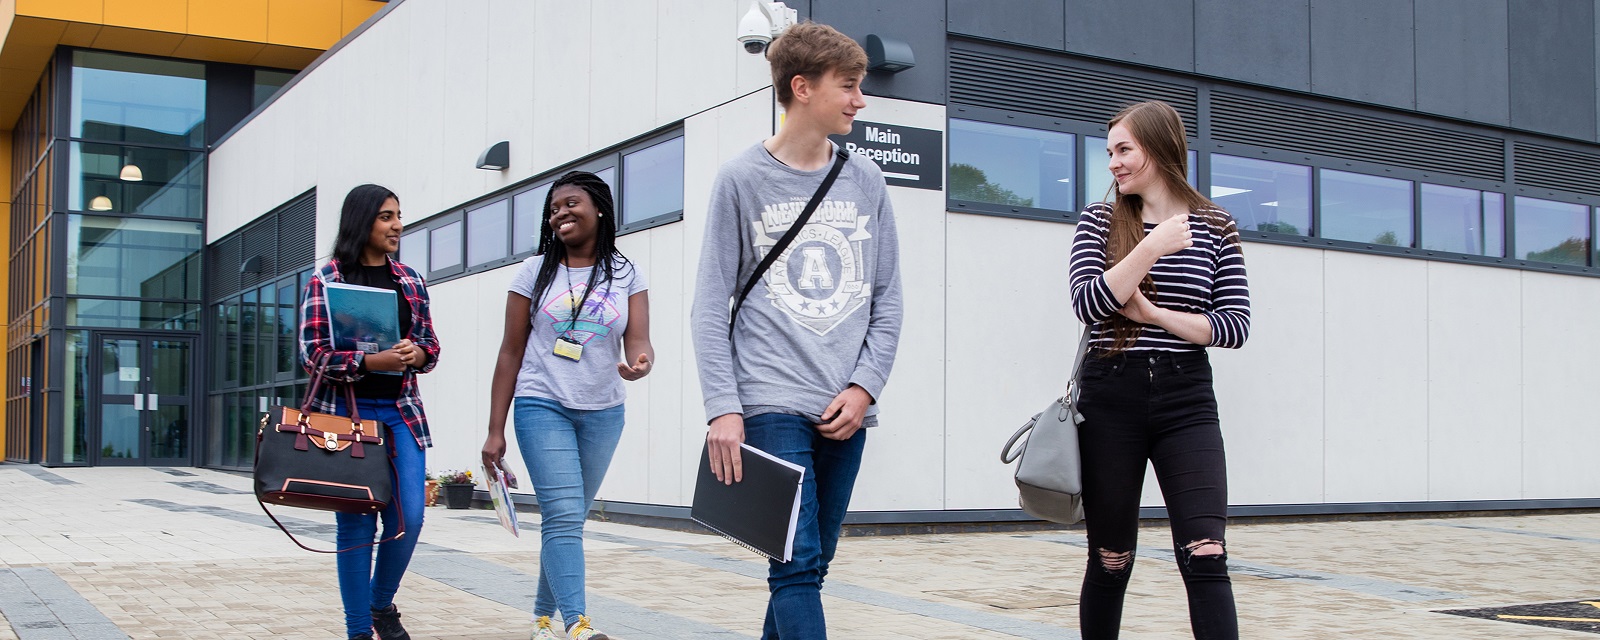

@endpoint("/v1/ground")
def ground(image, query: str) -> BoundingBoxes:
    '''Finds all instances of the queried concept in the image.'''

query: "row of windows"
[948,117,1598,269]
[400,132,685,281]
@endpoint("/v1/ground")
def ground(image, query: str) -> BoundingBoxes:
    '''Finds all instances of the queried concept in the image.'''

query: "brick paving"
[2,464,1598,639]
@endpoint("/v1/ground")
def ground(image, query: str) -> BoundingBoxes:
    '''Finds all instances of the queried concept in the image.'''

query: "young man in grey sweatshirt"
[691,22,902,640]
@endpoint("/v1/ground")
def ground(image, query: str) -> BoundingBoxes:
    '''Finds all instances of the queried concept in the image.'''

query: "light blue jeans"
[512,396,626,630]
[332,397,426,639]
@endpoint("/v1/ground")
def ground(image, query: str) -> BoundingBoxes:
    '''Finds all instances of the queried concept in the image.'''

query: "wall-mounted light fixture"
[89,195,113,211]
[476,140,510,171]
[866,34,915,73]
[240,255,263,274]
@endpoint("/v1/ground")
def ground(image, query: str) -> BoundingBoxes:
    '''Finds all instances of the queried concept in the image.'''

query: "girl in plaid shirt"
[299,184,440,640]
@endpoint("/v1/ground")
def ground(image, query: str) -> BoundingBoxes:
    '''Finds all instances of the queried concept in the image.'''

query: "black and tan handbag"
[253,355,404,552]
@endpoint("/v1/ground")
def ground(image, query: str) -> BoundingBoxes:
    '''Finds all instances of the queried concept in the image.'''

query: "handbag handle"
[300,352,369,434]
[1000,327,1093,464]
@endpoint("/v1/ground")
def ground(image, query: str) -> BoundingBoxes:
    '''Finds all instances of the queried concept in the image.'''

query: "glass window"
[223,296,240,385]
[69,142,204,218]
[949,119,1074,212]
[513,183,552,255]
[65,299,199,330]
[1209,154,1312,235]
[1319,170,1413,246]
[1085,136,1198,207]
[430,221,463,272]
[71,51,205,147]
[241,289,258,387]
[1421,184,1504,256]
[257,284,275,383]
[253,69,296,110]
[595,166,617,193]
[63,331,90,464]
[277,277,298,377]
[622,136,685,225]
[466,199,510,267]
[65,215,202,299]
[1514,196,1589,266]
[401,230,429,273]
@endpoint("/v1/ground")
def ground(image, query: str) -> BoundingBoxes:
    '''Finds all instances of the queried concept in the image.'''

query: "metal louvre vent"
[1513,142,1600,197]
[1210,92,1505,181]
[949,49,1199,137]
[276,192,316,271]
[208,236,240,302]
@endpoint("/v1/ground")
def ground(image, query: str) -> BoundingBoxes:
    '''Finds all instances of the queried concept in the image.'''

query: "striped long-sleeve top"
[1069,202,1251,351]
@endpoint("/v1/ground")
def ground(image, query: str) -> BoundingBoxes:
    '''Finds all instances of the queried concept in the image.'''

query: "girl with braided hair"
[482,171,653,640]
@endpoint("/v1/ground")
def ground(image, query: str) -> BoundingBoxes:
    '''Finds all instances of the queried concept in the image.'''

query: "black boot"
[371,604,411,640]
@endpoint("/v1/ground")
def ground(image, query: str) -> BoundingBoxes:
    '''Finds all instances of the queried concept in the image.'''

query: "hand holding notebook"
[691,442,804,562]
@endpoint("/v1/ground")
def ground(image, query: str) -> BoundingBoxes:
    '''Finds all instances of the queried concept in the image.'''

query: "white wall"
[209,0,1600,515]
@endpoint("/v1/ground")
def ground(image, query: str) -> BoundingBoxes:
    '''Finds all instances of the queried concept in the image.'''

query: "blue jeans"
[512,396,626,630]
[333,396,426,639]
[742,413,868,640]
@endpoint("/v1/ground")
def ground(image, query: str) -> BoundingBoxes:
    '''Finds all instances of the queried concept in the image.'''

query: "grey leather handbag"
[1001,329,1091,524]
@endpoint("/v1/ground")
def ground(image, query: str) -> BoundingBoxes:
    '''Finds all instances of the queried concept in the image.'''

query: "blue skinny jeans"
[512,396,626,630]
[332,396,426,639]
[743,412,867,640]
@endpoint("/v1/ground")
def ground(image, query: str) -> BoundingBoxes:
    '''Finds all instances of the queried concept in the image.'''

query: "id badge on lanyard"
[553,336,584,362]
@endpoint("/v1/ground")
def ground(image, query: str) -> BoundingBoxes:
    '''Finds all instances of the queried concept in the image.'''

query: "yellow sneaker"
[530,616,561,640]
[566,616,611,640]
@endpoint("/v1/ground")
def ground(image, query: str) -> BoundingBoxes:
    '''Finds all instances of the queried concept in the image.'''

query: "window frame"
[617,131,687,234]
[400,125,686,285]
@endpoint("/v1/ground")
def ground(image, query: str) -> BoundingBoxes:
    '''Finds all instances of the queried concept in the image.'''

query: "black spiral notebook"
[691,442,804,562]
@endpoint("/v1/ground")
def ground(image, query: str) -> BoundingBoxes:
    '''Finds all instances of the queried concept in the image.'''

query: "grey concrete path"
[2,465,1598,639]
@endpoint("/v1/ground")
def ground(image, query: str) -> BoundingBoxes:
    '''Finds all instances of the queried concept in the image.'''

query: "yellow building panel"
[172,35,264,65]
[90,26,184,58]
[267,0,341,50]
[0,90,32,128]
[342,0,383,34]
[103,0,187,34]
[15,0,102,24]
[249,44,318,70]
[0,16,65,69]
[187,0,269,43]
[60,21,101,47]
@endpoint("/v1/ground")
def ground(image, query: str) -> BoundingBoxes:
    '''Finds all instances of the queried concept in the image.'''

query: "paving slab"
[1,465,1597,638]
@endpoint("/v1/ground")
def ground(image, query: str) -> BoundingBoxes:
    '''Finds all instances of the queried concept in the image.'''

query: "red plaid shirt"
[299,258,441,449]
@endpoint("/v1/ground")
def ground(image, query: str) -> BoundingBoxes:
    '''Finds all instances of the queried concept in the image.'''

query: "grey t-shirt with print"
[509,255,647,410]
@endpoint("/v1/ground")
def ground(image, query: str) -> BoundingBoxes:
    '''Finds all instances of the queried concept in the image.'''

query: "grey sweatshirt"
[692,142,903,425]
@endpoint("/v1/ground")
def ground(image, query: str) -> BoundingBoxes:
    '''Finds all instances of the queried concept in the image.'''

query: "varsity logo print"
[541,285,622,344]
[753,198,874,336]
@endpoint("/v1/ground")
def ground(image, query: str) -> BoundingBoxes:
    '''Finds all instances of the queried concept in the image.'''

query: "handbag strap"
[1000,326,1094,464]
[728,146,850,338]
[301,352,367,429]
[1064,326,1093,399]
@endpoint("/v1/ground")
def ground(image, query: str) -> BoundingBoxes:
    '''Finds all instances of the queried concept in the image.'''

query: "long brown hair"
[1101,101,1230,353]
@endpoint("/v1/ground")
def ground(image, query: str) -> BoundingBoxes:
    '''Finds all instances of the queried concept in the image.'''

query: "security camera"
[737,1,796,55]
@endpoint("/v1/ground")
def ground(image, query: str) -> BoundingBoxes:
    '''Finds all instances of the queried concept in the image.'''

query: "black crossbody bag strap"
[729,147,850,338]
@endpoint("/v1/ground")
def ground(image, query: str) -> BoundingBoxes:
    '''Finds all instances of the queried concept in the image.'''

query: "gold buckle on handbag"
[324,433,339,451]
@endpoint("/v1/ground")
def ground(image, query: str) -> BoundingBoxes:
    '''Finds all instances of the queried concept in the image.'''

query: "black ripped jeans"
[1076,349,1237,640]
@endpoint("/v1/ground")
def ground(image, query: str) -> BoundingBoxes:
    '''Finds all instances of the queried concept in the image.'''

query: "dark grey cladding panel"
[1415,0,1510,126]
[811,0,946,104]
[1063,0,1195,72]
[948,0,1066,50]
[1195,0,1311,92]
[1508,0,1596,141]
[1309,0,1416,110]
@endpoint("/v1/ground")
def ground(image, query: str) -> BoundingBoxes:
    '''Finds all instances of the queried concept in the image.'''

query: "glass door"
[93,334,195,466]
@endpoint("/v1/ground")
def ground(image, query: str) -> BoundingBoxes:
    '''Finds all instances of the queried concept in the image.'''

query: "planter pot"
[424,480,439,507]
[442,483,474,509]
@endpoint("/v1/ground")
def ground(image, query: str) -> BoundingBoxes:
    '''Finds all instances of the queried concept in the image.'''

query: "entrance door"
[94,334,195,466]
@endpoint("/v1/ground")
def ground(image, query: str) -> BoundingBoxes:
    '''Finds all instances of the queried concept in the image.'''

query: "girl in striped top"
[1067,101,1250,640]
